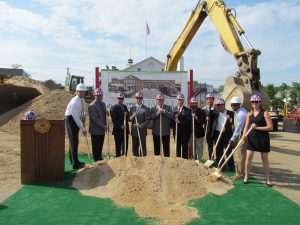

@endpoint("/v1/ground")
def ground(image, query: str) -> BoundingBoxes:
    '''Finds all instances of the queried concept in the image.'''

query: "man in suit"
[129,91,150,157]
[203,92,218,160]
[173,93,191,159]
[151,93,173,157]
[88,88,108,161]
[189,96,206,162]
[110,92,129,157]
[214,98,235,170]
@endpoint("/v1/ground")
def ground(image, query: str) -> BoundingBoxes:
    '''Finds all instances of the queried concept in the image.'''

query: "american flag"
[146,21,150,35]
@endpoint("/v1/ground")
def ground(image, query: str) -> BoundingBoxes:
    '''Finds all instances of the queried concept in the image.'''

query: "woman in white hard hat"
[243,94,273,186]
[65,83,87,170]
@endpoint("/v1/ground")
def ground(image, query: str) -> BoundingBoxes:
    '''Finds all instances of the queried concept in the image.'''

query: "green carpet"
[0,153,299,225]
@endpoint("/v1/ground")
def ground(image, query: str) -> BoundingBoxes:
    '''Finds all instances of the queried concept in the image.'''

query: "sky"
[0,0,299,88]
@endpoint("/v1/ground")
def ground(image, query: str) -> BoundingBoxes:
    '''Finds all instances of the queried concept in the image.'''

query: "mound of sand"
[0,88,74,134]
[73,156,232,225]
[5,76,50,95]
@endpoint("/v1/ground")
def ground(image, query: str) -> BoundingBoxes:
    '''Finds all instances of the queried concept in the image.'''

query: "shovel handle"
[135,116,143,157]
[217,143,231,168]
[218,126,253,172]
[210,117,228,160]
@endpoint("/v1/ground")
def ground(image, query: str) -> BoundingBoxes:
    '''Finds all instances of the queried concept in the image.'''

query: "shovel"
[174,115,178,157]
[192,115,195,160]
[123,113,127,157]
[84,135,92,165]
[204,117,228,168]
[212,126,253,178]
[217,143,231,168]
[106,117,111,160]
[160,111,163,157]
[135,116,144,157]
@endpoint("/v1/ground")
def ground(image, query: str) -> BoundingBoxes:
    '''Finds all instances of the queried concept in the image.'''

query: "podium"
[20,119,65,184]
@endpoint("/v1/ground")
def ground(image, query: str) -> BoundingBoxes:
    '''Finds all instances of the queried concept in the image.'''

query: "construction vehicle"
[164,0,270,110]
[64,72,93,100]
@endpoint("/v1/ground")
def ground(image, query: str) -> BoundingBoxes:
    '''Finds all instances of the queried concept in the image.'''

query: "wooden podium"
[20,119,65,184]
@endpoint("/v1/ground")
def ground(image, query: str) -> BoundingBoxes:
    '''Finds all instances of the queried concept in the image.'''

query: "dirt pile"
[0,77,74,134]
[73,156,232,225]
[5,76,50,95]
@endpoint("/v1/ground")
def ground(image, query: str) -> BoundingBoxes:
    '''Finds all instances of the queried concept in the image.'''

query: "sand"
[73,156,232,225]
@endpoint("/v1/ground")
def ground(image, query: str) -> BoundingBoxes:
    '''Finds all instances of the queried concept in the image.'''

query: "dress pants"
[132,135,147,157]
[65,116,80,167]
[114,131,129,157]
[175,134,189,159]
[214,130,235,169]
[91,134,105,161]
[153,135,170,157]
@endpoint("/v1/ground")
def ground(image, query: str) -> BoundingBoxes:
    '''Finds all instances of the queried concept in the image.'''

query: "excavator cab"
[164,0,270,111]
[65,75,85,93]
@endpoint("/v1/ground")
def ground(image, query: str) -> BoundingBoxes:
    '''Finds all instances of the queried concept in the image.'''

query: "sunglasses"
[217,104,224,106]
[251,101,260,104]
[231,104,238,106]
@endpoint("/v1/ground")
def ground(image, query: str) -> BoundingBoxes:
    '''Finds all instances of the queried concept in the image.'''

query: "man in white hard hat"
[65,83,87,170]
[229,96,248,179]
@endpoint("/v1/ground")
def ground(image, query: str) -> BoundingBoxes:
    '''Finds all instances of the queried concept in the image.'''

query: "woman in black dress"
[243,94,273,186]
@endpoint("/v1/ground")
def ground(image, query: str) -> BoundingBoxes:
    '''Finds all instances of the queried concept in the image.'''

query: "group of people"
[65,83,273,186]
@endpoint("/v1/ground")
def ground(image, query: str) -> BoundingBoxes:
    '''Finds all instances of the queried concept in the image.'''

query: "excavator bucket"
[221,76,270,111]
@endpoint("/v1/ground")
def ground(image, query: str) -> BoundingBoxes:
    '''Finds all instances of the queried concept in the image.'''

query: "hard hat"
[116,92,125,99]
[216,98,225,105]
[135,91,144,98]
[190,96,198,103]
[76,83,87,91]
[176,93,184,100]
[206,93,214,99]
[93,88,103,96]
[156,93,165,100]
[230,96,242,104]
[23,111,36,120]
[250,93,262,102]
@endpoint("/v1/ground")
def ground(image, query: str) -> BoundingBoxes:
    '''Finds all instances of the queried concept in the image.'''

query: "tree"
[44,79,63,90]
[262,84,277,99]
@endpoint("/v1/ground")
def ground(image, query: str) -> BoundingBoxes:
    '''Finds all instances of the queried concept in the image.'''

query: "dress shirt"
[65,95,87,132]
[216,110,227,132]
[231,107,248,141]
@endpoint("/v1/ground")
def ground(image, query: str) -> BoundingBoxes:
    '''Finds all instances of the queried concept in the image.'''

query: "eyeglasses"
[217,104,224,106]
[251,101,260,104]
[231,104,238,107]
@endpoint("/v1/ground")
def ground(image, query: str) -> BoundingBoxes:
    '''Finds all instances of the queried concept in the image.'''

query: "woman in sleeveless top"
[243,94,273,186]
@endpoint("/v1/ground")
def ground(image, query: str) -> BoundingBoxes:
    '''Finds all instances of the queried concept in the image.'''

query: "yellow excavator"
[164,0,270,110]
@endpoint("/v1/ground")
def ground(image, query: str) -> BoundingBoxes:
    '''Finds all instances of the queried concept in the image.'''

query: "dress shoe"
[73,163,85,170]
[78,161,85,166]
[243,179,249,184]
[266,181,273,187]
[230,174,243,180]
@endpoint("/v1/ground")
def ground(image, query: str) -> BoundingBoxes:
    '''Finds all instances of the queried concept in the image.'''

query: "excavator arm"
[165,0,269,110]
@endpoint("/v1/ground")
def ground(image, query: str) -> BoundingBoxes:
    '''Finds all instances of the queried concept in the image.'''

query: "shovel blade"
[204,159,214,168]
[212,170,222,178]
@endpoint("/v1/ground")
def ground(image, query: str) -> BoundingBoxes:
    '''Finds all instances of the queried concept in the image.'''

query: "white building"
[124,56,164,71]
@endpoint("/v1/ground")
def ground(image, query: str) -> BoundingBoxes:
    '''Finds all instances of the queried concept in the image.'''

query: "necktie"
[136,106,141,114]
[81,98,84,118]
[233,112,237,129]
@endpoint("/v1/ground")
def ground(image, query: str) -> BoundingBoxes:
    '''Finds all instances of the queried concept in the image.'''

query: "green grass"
[0,153,299,225]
